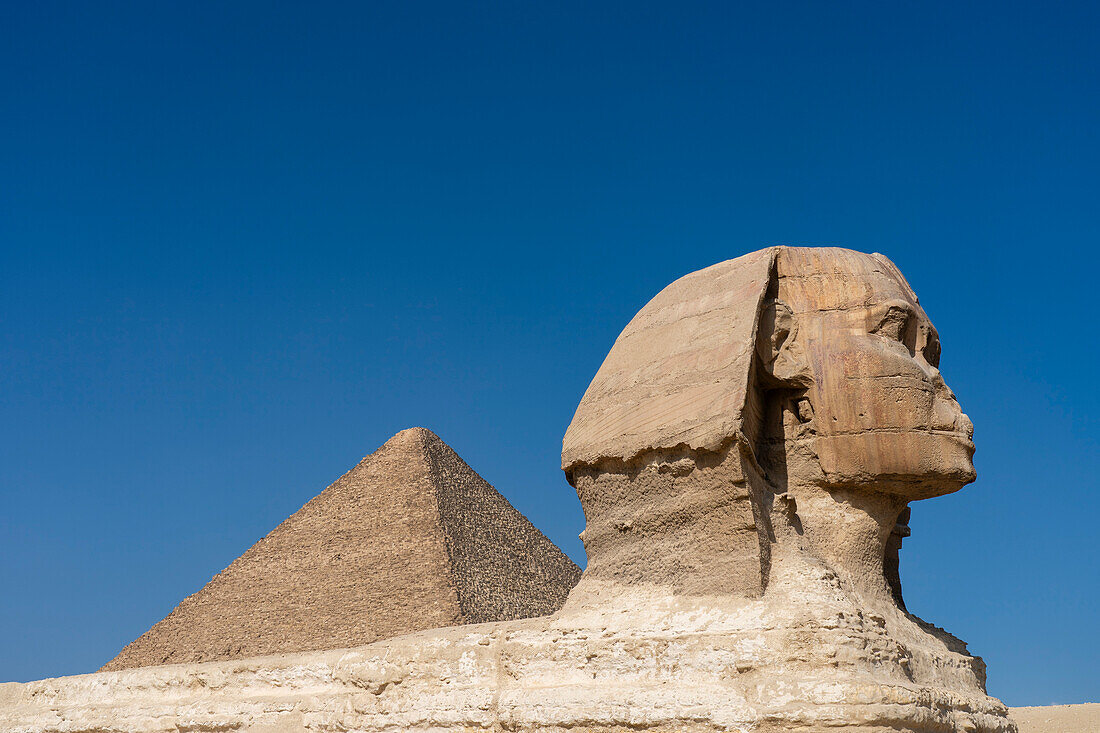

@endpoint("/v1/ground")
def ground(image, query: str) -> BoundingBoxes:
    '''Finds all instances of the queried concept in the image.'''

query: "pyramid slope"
[103,428,580,671]
[422,433,582,624]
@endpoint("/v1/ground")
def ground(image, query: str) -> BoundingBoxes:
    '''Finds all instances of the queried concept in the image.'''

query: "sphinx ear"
[756,299,811,386]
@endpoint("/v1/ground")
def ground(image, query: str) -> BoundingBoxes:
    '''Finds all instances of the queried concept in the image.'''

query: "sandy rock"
[1010,703,1100,733]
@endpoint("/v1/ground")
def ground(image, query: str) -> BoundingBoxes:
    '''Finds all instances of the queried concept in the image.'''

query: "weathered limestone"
[556,245,1012,731]
[0,247,1019,732]
[0,586,1016,733]
[103,427,581,670]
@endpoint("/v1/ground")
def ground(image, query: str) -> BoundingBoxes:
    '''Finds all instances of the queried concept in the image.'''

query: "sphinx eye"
[923,333,941,368]
[873,305,912,345]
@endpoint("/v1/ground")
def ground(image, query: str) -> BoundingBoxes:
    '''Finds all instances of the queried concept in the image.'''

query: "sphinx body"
[0,247,1015,733]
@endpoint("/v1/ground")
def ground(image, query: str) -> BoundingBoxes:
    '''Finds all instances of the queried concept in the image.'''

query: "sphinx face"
[777,248,975,498]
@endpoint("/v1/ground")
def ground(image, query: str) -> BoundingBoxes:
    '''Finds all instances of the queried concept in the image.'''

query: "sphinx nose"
[931,379,969,434]
[927,366,955,398]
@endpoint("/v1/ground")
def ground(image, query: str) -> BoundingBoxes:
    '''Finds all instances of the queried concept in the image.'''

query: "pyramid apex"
[384,426,443,449]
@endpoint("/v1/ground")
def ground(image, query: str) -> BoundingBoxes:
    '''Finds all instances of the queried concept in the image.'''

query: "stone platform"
[0,560,1015,733]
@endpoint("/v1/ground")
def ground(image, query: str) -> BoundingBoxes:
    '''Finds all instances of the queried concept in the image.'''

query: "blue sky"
[1,1,1097,706]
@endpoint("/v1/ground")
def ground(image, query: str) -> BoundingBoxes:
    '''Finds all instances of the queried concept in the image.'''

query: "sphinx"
[0,246,1016,733]
[563,246,975,607]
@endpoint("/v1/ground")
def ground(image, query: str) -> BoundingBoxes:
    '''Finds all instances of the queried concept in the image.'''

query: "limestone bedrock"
[0,246,1016,733]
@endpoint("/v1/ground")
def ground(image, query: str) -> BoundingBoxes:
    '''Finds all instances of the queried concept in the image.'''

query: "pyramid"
[102,428,582,670]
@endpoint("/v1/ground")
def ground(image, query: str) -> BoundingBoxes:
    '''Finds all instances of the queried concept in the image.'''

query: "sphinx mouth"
[931,430,975,453]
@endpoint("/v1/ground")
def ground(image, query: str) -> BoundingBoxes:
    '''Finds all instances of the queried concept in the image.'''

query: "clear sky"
[1,1,1097,706]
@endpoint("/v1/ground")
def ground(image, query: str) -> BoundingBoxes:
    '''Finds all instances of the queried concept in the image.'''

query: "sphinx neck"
[564,444,770,605]
[784,481,907,607]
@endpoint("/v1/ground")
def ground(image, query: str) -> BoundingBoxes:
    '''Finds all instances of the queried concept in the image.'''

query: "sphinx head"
[761,247,975,498]
[562,246,975,604]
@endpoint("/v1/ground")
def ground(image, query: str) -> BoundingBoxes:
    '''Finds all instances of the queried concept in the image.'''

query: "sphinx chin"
[814,431,977,499]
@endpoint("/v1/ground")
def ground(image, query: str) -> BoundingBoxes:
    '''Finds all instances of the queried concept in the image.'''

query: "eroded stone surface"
[0,586,1016,733]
